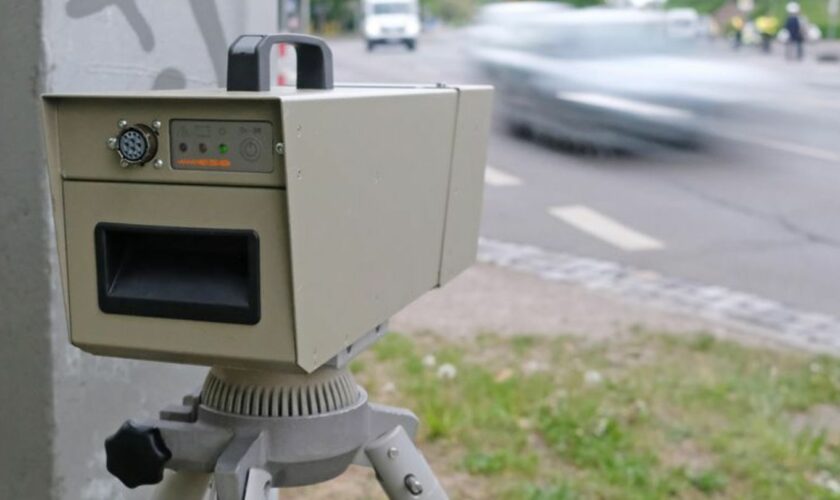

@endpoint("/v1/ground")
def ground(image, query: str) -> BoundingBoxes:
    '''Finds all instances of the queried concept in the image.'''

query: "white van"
[363,0,421,51]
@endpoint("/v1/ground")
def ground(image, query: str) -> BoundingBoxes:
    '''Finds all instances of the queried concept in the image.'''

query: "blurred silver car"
[468,6,768,151]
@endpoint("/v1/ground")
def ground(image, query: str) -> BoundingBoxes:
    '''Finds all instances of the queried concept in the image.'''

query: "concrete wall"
[0,1,53,498]
[1,2,276,498]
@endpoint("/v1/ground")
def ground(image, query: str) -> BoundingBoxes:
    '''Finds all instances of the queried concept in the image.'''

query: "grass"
[350,330,840,499]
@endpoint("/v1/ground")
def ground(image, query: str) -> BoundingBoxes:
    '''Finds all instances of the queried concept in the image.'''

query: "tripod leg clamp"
[366,426,448,500]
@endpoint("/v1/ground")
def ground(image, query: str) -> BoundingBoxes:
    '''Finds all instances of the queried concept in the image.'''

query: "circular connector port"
[116,124,158,166]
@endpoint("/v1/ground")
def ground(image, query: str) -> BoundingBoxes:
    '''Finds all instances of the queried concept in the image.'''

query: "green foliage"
[536,399,674,494]
[510,335,538,355]
[422,0,604,22]
[560,0,606,8]
[463,448,538,475]
[686,468,728,494]
[666,0,727,14]
[421,0,477,23]
[309,0,607,30]
[512,482,578,500]
[311,0,359,32]
[667,0,839,37]
[688,332,717,351]
[310,0,835,36]
[373,332,415,361]
[357,331,840,498]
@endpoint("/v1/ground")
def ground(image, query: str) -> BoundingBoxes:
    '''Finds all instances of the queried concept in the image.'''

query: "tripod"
[105,364,447,500]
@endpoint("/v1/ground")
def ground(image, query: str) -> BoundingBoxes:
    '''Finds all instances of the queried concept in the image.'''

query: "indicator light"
[219,143,229,154]
[179,142,188,152]
[199,143,208,153]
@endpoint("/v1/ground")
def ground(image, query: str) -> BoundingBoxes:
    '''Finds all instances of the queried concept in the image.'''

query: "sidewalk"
[384,239,836,357]
[710,38,840,83]
[393,263,726,341]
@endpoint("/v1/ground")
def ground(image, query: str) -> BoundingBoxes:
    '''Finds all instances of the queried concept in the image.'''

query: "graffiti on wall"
[65,0,230,89]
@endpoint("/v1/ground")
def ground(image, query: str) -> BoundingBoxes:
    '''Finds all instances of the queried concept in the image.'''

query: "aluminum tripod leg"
[242,469,273,500]
[152,470,211,500]
[150,426,445,500]
[153,469,273,500]
[365,426,448,500]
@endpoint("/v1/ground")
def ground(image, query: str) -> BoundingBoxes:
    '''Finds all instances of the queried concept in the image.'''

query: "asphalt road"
[315,31,840,318]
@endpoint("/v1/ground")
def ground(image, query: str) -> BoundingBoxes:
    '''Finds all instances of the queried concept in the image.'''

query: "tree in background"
[309,0,604,29]
[666,0,835,37]
[421,0,602,23]
[306,0,836,34]
[421,0,476,23]
[310,0,359,33]
[666,0,727,13]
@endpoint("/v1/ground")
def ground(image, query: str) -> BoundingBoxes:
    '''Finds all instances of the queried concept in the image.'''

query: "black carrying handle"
[227,33,334,91]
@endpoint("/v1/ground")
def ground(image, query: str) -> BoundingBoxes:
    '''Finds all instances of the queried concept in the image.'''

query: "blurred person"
[743,20,761,46]
[756,14,780,53]
[784,2,805,60]
[730,15,745,49]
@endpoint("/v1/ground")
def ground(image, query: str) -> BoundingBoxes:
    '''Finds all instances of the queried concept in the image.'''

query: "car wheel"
[367,41,375,52]
[405,39,416,51]
[508,121,533,140]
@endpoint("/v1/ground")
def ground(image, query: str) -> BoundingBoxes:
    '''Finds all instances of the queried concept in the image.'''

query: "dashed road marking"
[485,166,523,187]
[548,205,664,251]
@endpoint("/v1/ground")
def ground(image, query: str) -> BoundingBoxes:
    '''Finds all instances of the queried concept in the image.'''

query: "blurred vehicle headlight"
[365,20,381,37]
[406,20,421,36]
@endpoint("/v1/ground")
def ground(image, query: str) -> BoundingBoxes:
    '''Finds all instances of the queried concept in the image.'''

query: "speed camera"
[42,34,492,373]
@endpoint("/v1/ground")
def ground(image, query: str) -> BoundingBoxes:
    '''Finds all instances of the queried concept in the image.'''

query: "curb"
[478,238,840,355]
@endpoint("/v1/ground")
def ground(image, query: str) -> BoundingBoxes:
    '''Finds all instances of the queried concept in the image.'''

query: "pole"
[300,0,311,33]
[278,0,288,31]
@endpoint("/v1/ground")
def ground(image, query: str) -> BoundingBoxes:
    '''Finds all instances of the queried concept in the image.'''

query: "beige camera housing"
[42,85,492,373]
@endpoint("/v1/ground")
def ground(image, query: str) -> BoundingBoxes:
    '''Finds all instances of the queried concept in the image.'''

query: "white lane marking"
[485,166,522,187]
[549,205,664,252]
[556,91,693,120]
[726,132,840,163]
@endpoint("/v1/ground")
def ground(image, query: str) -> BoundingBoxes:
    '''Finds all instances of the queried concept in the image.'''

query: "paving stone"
[478,238,840,355]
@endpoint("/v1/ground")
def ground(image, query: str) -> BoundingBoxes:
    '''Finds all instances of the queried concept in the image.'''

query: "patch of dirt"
[603,342,661,370]
[392,264,734,340]
[790,404,840,444]
[660,439,716,473]
[280,466,382,499]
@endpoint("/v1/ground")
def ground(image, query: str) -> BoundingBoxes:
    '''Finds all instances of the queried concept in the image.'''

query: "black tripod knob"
[105,420,172,488]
